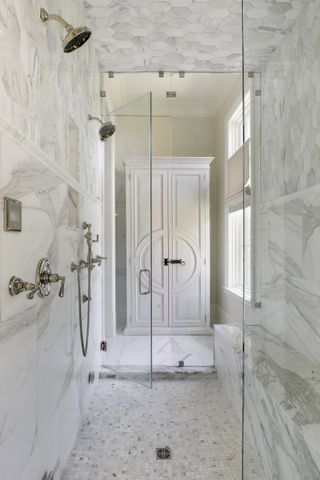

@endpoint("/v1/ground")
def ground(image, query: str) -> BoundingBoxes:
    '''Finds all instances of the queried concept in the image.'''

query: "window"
[228,92,251,158]
[227,206,251,299]
[226,93,251,300]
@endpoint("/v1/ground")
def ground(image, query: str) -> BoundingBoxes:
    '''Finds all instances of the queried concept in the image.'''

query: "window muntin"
[226,92,251,300]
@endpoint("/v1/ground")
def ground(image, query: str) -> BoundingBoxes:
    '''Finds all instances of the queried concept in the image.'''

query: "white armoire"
[124,156,213,335]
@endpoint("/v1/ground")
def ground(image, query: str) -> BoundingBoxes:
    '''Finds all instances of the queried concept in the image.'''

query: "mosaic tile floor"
[62,370,265,480]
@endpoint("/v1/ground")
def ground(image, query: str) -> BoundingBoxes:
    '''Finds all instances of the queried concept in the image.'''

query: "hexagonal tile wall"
[84,0,308,72]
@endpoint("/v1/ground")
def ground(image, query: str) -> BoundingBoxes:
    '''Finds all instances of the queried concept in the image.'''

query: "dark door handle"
[163,258,185,266]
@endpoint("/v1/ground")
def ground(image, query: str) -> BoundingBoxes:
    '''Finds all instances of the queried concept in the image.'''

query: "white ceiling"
[84,0,307,73]
[102,72,241,117]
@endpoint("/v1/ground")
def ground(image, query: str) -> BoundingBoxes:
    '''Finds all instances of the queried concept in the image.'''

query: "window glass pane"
[227,205,251,299]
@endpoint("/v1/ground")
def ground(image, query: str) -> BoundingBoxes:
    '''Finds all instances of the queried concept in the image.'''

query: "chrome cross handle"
[9,258,65,299]
[8,277,38,299]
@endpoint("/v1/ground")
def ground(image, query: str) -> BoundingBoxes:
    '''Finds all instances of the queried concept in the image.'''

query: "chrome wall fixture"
[40,7,91,53]
[9,258,65,300]
[88,114,116,141]
[4,197,22,232]
[71,222,106,357]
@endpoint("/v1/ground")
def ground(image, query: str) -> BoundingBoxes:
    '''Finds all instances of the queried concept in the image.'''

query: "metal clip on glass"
[8,258,65,300]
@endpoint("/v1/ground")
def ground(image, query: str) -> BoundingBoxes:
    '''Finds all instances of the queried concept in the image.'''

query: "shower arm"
[40,8,73,32]
[88,114,104,125]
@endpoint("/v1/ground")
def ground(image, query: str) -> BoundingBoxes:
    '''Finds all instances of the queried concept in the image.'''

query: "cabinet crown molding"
[124,156,214,169]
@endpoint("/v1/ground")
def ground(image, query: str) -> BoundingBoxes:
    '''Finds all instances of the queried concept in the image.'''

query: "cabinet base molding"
[124,326,213,336]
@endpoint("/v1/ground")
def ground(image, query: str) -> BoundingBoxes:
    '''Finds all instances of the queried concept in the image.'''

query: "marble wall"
[0,1,103,479]
[216,2,320,479]
[260,0,320,366]
[226,1,320,479]
[215,324,320,480]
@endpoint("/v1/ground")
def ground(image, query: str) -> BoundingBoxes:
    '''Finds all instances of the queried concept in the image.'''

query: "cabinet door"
[151,170,169,328]
[168,170,209,328]
[128,169,168,330]
[127,170,151,330]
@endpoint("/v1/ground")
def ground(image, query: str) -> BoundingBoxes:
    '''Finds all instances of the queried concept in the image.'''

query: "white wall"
[105,73,252,330]
[0,2,103,479]
[211,77,245,325]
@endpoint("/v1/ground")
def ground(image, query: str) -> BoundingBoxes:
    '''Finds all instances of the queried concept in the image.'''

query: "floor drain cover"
[156,447,172,460]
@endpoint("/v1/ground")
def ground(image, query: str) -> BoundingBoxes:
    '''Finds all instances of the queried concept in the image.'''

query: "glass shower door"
[104,92,153,388]
[242,2,266,476]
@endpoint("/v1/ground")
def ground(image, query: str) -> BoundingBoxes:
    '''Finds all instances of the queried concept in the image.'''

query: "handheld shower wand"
[71,223,106,357]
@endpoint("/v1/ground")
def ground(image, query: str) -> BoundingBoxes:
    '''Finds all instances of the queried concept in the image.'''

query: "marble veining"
[260,161,320,368]
[261,0,320,203]
[215,324,320,480]
[0,1,103,479]
[251,6,320,476]
[0,127,103,480]
[0,0,102,196]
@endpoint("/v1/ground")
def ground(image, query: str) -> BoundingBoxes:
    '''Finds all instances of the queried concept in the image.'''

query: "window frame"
[224,91,252,302]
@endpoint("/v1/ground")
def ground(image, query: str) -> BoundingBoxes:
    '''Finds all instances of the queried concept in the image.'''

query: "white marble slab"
[260,183,320,367]
[104,334,214,367]
[261,0,320,203]
[0,128,103,479]
[215,324,320,480]
[0,1,103,478]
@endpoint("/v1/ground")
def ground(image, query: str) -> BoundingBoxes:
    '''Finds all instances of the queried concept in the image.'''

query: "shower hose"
[76,256,92,357]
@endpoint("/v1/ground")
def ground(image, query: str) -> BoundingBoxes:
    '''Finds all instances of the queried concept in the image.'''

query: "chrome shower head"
[98,122,116,141]
[40,8,91,53]
[63,26,91,53]
[88,115,116,141]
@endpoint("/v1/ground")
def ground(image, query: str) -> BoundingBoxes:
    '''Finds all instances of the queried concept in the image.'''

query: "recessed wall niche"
[67,115,80,181]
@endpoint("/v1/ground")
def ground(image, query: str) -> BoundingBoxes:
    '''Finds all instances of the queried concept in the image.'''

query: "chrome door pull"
[139,268,151,295]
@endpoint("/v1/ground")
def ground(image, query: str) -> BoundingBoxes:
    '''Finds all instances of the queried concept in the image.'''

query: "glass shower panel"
[242,3,267,477]
[207,71,244,480]
[105,92,153,388]
[242,1,320,479]
[152,73,215,367]
[242,69,266,480]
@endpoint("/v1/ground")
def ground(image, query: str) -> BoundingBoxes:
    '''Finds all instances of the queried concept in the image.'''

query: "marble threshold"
[104,333,214,367]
